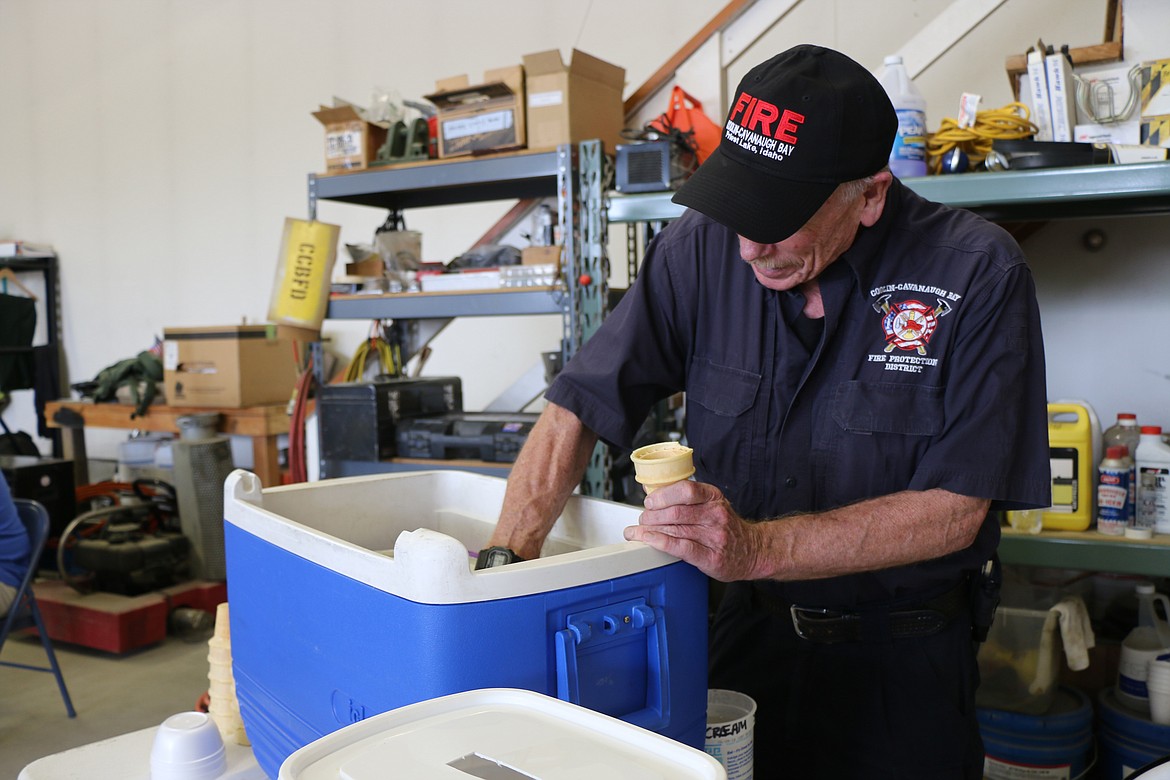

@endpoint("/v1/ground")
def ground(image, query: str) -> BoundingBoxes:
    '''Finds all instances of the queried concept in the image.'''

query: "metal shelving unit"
[999,529,1170,578]
[609,161,1170,575]
[327,288,564,320]
[0,254,64,457]
[308,149,562,215]
[314,147,596,327]
[608,161,1170,224]
[310,143,612,496]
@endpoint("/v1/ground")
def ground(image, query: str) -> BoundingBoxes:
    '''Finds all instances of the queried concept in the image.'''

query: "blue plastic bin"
[1098,686,1170,780]
[223,470,708,779]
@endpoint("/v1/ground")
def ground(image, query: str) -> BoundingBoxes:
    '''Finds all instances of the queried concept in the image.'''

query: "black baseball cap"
[672,45,897,243]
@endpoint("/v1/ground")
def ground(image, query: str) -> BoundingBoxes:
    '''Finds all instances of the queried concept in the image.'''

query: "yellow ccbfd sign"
[268,218,340,337]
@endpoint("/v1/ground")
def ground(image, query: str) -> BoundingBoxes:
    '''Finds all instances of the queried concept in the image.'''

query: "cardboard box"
[163,325,300,408]
[344,256,384,277]
[312,104,389,173]
[425,65,526,158]
[523,49,626,152]
[521,245,561,266]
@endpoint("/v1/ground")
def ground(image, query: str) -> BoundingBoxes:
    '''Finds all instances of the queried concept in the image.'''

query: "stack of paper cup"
[207,602,250,746]
[1148,654,1170,726]
[631,442,695,495]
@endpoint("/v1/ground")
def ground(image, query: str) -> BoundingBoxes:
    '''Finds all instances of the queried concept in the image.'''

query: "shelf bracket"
[560,140,613,499]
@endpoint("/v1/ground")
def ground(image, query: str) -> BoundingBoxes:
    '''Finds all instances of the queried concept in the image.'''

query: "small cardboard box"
[312,104,389,173]
[163,325,300,408]
[521,245,561,267]
[523,49,626,152]
[425,65,526,158]
[345,256,384,277]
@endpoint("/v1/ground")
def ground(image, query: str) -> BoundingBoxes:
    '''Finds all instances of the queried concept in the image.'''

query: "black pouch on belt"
[970,554,1002,643]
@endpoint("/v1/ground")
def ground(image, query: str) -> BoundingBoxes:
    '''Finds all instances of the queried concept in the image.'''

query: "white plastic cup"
[1148,672,1170,726]
[150,711,227,780]
[1148,655,1170,689]
[1006,508,1043,534]
[705,689,756,780]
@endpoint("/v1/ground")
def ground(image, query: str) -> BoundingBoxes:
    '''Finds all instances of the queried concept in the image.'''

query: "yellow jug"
[1043,402,1095,531]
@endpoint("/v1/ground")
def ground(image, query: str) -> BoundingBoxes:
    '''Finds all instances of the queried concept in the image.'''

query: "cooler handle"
[554,603,671,732]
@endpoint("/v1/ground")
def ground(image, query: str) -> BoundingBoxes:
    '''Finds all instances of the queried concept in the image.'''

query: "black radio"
[396,413,538,463]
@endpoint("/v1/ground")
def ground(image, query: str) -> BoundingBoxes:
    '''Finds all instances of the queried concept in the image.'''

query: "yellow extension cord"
[925,101,1039,174]
[344,333,401,382]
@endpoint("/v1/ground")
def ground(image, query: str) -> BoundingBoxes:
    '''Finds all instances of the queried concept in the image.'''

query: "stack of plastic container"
[207,602,249,747]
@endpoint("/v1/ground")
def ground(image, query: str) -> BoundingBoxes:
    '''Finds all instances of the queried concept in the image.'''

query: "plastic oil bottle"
[1117,583,1170,712]
[1097,445,1130,536]
[1136,425,1170,535]
[1043,402,1095,531]
[1104,412,1140,523]
[877,55,928,179]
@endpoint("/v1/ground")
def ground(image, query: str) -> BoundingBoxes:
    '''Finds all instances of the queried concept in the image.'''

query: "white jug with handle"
[1117,582,1170,712]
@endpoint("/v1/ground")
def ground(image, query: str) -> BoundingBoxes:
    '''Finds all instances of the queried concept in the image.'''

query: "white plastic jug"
[1117,583,1170,712]
[877,55,928,179]
[1136,426,1170,534]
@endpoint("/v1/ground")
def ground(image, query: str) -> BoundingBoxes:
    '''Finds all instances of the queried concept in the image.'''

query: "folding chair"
[0,498,76,717]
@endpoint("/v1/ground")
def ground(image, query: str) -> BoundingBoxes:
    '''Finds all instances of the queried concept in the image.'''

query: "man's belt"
[786,580,969,644]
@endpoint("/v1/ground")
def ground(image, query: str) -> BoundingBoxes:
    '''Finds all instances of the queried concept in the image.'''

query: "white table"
[19,724,267,779]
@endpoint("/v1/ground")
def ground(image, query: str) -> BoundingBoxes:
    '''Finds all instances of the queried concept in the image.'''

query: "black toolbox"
[317,377,463,464]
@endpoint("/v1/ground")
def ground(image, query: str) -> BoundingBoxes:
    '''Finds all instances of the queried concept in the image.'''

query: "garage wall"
[1,0,1167,461]
[0,0,727,457]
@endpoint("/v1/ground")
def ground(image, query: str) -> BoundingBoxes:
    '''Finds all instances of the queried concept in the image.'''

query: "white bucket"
[704,688,756,780]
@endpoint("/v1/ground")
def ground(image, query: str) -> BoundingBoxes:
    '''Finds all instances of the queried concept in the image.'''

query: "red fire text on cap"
[730,92,804,144]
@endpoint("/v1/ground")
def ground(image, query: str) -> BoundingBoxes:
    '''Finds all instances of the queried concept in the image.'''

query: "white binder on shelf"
[1026,48,1054,142]
[1046,48,1076,143]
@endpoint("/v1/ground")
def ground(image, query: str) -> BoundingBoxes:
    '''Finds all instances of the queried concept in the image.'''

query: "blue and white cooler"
[223,470,709,779]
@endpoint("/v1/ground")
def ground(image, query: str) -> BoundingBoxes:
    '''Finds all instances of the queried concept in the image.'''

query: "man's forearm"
[630,475,993,583]
[489,402,599,560]
[754,489,991,581]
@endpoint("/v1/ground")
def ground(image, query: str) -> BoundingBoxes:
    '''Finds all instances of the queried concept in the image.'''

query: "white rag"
[1053,595,1096,671]
[1029,595,1095,695]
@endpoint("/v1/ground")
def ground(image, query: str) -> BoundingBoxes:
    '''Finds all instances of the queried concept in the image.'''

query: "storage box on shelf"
[162,325,301,408]
[311,104,389,173]
[523,49,626,151]
[426,65,526,159]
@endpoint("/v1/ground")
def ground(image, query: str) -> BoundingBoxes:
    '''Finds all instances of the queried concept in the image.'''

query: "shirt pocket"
[687,358,761,497]
[822,380,945,503]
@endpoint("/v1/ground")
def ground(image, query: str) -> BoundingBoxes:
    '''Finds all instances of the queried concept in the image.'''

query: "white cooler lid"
[279,689,726,780]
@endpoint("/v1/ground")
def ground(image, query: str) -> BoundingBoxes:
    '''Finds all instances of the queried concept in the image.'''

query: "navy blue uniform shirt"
[547,179,1051,606]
